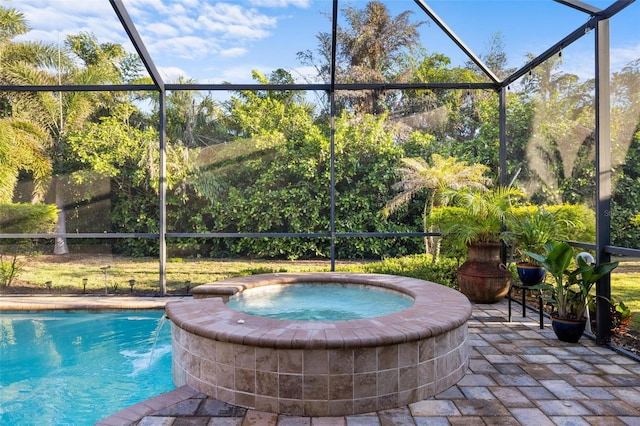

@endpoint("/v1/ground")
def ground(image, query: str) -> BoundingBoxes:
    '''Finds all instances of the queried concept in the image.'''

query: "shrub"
[0,203,57,234]
[339,254,458,288]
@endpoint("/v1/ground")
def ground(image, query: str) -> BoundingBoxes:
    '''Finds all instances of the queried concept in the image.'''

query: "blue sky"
[8,0,640,84]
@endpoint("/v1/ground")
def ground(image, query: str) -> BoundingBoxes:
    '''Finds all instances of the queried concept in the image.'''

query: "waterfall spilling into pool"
[166,272,472,416]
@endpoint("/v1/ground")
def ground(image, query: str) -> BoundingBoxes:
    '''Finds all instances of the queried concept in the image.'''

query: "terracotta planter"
[516,262,546,286]
[551,315,586,343]
[457,242,512,304]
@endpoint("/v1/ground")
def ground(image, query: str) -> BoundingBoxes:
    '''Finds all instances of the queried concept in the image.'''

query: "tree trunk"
[53,179,69,255]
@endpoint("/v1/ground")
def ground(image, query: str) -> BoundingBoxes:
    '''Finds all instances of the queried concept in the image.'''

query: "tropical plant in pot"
[505,205,589,286]
[504,207,555,286]
[525,241,618,343]
[431,186,524,304]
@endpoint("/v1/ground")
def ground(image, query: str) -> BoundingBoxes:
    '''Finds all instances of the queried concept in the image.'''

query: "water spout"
[149,314,169,365]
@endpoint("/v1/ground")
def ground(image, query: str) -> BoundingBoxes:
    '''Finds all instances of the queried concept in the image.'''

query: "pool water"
[226,283,414,320]
[0,311,173,426]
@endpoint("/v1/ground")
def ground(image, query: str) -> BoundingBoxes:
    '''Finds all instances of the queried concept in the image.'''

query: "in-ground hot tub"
[165,273,472,416]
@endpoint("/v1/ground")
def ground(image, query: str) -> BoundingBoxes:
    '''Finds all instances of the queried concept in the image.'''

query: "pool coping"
[0,295,186,311]
[168,272,473,349]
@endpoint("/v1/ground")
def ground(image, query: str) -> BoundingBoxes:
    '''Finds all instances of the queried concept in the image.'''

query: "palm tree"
[383,154,491,260]
[0,7,59,205]
[338,1,426,115]
[299,1,426,115]
[0,6,61,111]
[0,118,51,204]
[4,20,128,253]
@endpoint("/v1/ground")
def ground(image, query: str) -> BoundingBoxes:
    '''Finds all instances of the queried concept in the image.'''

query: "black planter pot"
[516,263,546,286]
[551,315,586,343]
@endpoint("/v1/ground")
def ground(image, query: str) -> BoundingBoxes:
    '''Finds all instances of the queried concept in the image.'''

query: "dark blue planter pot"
[551,316,586,343]
[516,263,546,286]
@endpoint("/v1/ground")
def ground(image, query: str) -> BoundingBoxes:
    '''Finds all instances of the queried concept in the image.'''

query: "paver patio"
[97,298,640,425]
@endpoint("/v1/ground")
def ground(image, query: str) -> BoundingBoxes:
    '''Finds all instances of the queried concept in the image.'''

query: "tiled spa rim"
[165,273,472,416]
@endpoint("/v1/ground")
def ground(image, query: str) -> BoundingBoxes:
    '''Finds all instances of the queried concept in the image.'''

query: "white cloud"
[220,47,248,58]
[146,23,180,38]
[159,66,190,83]
[198,3,277,39]
[121,1,280,63]
[250,0,311,7]
[611,43,640,71]
[15,2,125,44]
[157,36,213,60]
[9,0,324,84]
[166,14,198,35]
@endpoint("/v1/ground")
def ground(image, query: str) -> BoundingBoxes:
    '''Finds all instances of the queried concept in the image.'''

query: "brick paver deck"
[98,299,640,426]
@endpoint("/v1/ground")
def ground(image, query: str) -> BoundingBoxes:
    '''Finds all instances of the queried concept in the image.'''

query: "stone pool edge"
[0,295,186,311]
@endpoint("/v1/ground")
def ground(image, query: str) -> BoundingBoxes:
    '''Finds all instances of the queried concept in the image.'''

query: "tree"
[7,30,130,253]
[520,55,595,205]
[299,1,426,115]
[66,103,193,255]
[0,6,59,200]
[395,52,487,150]
[189,70,421,259]
[0,6,58,207]
[0,7,61,88]
[0,119,51,204]
[161,76,231,148]
[610,59,640,249]
[465,32,516,81]
[383,154,491,260]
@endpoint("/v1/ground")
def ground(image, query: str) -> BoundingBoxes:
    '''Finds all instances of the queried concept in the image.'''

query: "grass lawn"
[611,268,640,330]
[2,253,638,330]
[3,254,336,294]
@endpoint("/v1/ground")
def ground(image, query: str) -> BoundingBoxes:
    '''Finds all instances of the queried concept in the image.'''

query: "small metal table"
[508,282,544,329]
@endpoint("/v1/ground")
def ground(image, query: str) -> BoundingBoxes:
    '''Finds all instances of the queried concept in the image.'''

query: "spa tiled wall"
[172,322,469,416]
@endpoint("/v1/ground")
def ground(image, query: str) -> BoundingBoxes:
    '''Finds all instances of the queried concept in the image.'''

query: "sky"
[6,0,640,85]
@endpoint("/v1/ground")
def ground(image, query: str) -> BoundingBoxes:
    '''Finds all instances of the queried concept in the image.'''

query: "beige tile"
[280,374,303,400]
[329,374,354,400]
[329,350,354,374]
[303,375,329,400]
[280,350,304,374]
[354,348,377,373]
[354,373,377,399]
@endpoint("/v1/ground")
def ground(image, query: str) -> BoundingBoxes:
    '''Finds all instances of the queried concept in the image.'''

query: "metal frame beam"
[109,0,164,91]
[413,0,500,84]
[595,17,613,345]
[502,17,598,88]
[598,0,636,19]
[498,88,507,185]
[0,84,157,92]
[554,0,602,14]
[329,0,339,272]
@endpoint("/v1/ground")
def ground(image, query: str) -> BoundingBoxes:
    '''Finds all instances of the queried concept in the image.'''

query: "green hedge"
[0,203,58,234]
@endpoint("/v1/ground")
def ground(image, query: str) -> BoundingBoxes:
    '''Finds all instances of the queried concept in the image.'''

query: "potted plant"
[504,207,555,286]
[525,241,618,342]
[431,186,524,303]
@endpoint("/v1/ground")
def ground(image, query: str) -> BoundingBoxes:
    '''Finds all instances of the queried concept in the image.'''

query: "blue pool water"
[226,283,414,320]
[0,310,173,426]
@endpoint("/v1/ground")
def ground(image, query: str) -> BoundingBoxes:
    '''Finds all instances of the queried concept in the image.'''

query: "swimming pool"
[0,310,173,425]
